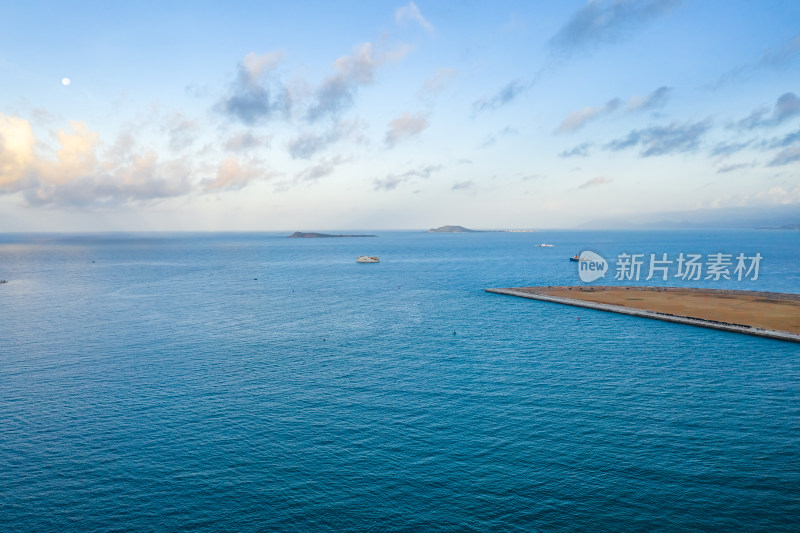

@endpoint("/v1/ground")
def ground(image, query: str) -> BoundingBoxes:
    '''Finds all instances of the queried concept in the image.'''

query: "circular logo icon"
[577,251,608,282]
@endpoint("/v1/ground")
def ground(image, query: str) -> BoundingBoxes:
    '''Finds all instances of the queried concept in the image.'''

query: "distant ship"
[569,254,581,262]
[356,256,380,263]
[536,243,555,247]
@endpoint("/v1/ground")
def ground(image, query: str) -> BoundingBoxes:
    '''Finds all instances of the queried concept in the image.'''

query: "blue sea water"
[1,229,799,531]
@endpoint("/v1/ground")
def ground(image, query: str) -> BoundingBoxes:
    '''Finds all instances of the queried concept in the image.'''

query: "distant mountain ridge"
[575,205,800,230]
[760,223,800,230]
[288,232,377,238]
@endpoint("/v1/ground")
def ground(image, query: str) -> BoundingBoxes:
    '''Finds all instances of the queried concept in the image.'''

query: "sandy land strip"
[485,286,800,343]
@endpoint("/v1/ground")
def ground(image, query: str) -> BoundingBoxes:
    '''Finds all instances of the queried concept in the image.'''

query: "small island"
[427,225,479,233]
[288,232,377,238]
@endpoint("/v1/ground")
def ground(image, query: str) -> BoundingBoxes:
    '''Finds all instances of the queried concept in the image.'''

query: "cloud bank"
[0,115,193,207]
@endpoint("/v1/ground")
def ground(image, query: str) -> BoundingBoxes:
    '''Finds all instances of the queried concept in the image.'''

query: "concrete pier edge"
[485,287,800,344]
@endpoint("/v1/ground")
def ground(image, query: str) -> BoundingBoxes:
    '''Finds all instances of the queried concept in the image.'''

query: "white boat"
[356,256,380,263]
[536,243,555,247]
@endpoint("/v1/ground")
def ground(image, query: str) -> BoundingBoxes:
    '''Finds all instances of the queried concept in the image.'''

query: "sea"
[1,229,799,532]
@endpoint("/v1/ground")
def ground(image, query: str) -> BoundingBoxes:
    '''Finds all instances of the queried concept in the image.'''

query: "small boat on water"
[356,256,380,263]
[569,254,581,262]
[536,243,555,247]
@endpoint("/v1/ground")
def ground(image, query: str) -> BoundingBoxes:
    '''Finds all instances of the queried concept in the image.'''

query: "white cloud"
[385,112,428,147]
[578,176,613,189]
[164,112,200,151]
[30,120,100,185]
[288,120,364,160]
[604,119,711,156]
[716,162,753,174]
[626,86,672,111]
[754,185,800,204]
[224,131,272,152]
[202,156,275,192]
[294,155,348,184]
[242,51,285,81]
[307,43,408,122]
[559,142,592,158]
[0,114,36,188]
[549,0,679,57]
[735,92,800,129]
[452,180,475,191]
[767,146,800,167]
[420,67,457,98]
[395,2,433,32]
[472,79,528,114]
[373,164,441,190]
[711,33,800,89]
[556,98,620,133]
[218,50,290,125]
[481,126,518,148]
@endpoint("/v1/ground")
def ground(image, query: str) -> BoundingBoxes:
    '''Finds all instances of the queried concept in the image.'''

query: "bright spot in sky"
[61,77,70,86]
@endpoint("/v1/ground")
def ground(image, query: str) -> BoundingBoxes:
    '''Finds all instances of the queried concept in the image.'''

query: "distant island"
[427,225,479,233]
[288,232,377,238]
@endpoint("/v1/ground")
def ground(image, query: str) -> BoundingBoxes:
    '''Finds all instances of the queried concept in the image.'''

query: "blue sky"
[1,0,798,231]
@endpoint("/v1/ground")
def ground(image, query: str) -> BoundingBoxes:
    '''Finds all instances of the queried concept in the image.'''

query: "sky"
[0,0,798,231]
